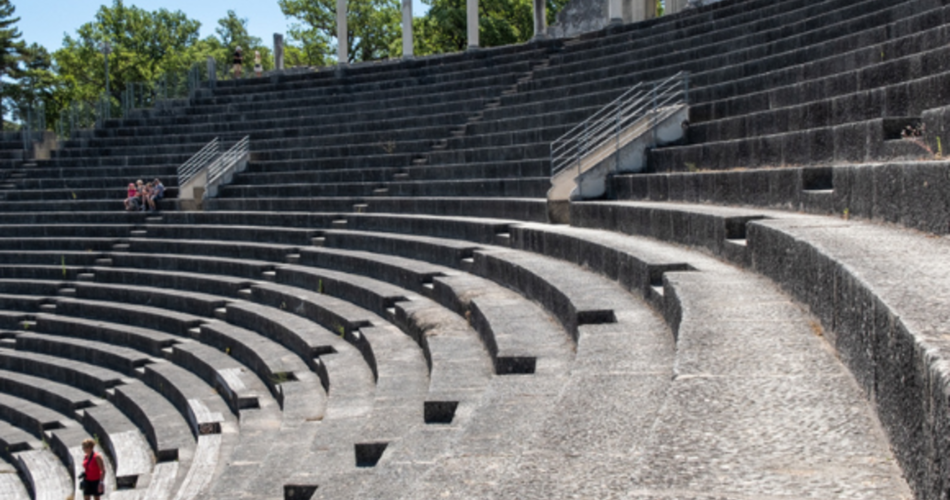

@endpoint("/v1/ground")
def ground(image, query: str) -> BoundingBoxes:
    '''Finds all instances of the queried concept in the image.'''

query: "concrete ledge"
[611,161,950,234]
[571,200,950,499]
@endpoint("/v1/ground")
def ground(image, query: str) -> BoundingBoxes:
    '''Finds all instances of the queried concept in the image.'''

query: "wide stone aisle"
[407,225,912,499]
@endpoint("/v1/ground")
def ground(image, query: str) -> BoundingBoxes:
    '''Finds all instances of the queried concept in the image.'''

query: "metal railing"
[550,71,689,177]
[52,58,217,141]
[206,136,250,198]
[177,138,221,187]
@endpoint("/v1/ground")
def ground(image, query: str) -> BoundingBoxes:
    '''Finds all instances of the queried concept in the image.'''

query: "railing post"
[652,81,658,144]
[615,101,622,170]
[207,56,216,91]
[684,72,690,104]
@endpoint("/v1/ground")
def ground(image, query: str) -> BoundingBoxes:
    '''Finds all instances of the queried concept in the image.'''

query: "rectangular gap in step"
[724,216,766,241]
[495,356,536,375]
[354,442,388,467]
[801,167,834,192]
[312,345,337,357]
[41,421,65,431]
[284,485,319,500]
[198,421,222,435]
[424,401,459,424]
[576,309,617,326]
[882,116,922,141]
[271,371,299,384]
[115,474,139,490]
[237,396,261,410]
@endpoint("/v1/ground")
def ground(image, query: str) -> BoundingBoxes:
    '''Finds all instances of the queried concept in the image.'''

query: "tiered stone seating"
[1,0,948,497]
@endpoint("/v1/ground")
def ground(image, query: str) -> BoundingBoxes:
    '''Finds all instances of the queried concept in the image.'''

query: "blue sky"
[16,0,430,52]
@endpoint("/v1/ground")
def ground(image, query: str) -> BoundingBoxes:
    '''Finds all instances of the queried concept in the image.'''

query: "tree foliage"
[281,0,569,62]
[6,0,573,131]
[0,0,28,127]
[279,0,401,65]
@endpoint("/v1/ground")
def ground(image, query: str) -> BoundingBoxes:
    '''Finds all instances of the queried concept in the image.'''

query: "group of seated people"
[124,179,164,212]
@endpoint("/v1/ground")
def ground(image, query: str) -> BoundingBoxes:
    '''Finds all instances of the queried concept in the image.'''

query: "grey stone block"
[900,162,950,234]
[871,162,904,223]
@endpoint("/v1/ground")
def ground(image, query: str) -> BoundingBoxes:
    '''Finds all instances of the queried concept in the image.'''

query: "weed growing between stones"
[901,123,942,159]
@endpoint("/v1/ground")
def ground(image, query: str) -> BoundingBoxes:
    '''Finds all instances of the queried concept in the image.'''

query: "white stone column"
[533,0,546,39]
[337,0,348,64]
[274,34,284,70]
[666,0,687,14]
[402,0,413,57]
[467,0,479,49]
[608,0,623,24]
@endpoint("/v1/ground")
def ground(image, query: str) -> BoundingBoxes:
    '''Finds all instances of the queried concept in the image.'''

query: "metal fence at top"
[550,71,690,178]
[51,58,218,142]
[19,101,46,151]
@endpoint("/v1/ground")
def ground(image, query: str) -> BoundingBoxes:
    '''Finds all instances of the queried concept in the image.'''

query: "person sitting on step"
[136,180,149,212]
[124,182,139,211]
[147,178,165,212]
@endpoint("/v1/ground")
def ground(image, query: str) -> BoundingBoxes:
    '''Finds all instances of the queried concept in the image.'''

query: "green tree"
[412,0,568,57]
[0,0,28,128]
[279,0,401,65]
[3,43,63,127]
[53,0,205,105]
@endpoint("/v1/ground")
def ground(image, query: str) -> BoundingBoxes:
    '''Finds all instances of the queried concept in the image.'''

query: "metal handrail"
[550,71,689,177]
[178,138,220,186]
[207,136,250,186]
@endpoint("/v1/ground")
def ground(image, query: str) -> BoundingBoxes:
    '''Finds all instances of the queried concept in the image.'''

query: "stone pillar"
[665,0,687,14]
[402,0,413,57]
[274,34,284,70]
[337,0,348,64]
[533,0,546,39]
[467,0,479,49]
[624,0,656,23]
[608,0,623,24]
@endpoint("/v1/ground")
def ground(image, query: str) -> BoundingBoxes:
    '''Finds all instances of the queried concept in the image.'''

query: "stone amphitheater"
[2,0,950,498]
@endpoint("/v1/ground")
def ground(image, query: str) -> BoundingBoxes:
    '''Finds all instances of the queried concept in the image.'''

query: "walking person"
[80,438,106,499]
[254,50,263,77]
[233,46,244,78]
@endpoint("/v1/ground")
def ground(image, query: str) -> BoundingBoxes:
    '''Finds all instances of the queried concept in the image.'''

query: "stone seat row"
[201,44,551,101]
[564,196,950,500]
[0,231,612,496]
[409,0,924,177]
[0,231,573,406]
[154,200,920,499]
[42,0,892,176]
[0,343,186,499]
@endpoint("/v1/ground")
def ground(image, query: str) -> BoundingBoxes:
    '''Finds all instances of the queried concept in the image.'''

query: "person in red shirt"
[81,438,105,499]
